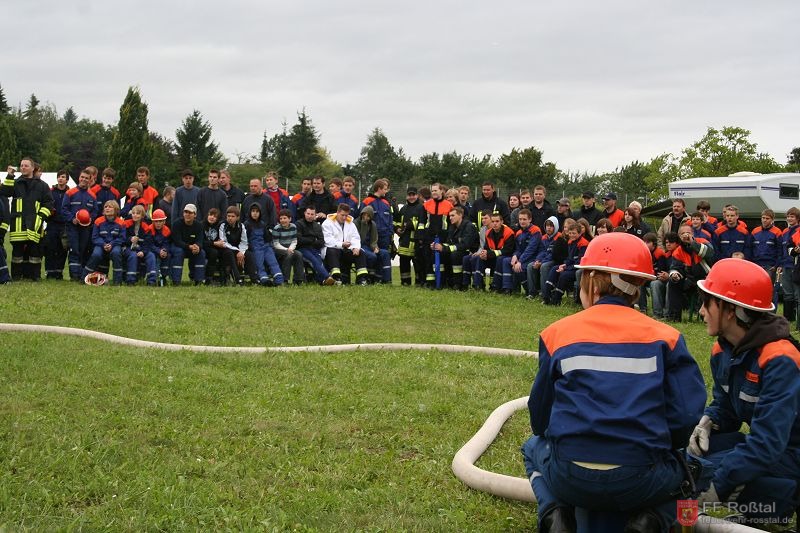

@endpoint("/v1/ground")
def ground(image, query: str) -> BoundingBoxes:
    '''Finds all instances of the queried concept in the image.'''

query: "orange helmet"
[697,258,775,312]
[577,232,655,280]
[84,271,108,286]
[76,209,92,226]
[152,209,168,221]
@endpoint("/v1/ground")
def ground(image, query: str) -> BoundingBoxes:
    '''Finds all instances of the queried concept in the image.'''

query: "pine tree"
[0,84,9,115]
[62,107,77,126]
[108,86,153,182]
[289,109,321,170]
[175,109,226,176]
[259,131,269,164]
[0,116,18,165]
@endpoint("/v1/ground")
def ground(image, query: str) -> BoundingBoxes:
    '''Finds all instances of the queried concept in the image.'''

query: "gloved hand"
[687,415,713,456]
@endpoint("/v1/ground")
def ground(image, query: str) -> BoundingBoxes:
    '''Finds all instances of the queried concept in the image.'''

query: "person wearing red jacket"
[600,192,625,228]
[467,213,514,291]
[422,183,454,288]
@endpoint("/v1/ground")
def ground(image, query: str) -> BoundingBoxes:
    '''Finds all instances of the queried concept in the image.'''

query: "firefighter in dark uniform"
[2,159,55,281]
[395,187,426,286]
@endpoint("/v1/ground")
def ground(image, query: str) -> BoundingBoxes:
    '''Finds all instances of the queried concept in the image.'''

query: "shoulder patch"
[758,339,800,370]
[711,341,723,357]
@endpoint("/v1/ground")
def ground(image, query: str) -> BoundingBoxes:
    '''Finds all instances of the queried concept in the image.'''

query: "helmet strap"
[610,273,637,295]
[734,306,753,325]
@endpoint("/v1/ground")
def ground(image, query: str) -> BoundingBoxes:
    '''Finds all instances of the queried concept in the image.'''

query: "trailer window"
[779,183,799,200]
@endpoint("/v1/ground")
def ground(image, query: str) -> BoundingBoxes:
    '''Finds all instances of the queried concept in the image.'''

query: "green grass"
[0,281,720,531]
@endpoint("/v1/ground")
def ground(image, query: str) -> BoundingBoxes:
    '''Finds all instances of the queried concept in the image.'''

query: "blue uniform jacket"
[535,231,561,264]
[61,187,98,223]
[529,297,706,465]
[515,225,542,265]
[704,319,800,499]
[92,217,125,248]
[781,225,800,269]
[750,225,782,269]
[714,224,751,260]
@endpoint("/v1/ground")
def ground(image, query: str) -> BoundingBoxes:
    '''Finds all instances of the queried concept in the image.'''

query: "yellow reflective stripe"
[448,244,456,252]
[16,198,22,213]
[355,268,368,276]
[34,216,42,233]
[493,250,501,257]
[3,178,14,187]
[0,222,9,231]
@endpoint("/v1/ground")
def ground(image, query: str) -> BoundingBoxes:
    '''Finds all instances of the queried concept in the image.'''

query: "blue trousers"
[543,267,577,304]
[522,435,694,532]
[299,247,330,283]
[170,246,206,284]
[44,222,67,279]
[705,432,799,521]
[362,248,392,282]
[124,249,157,285]
[0,244,9,283]
[250,244,284,285]
[66,225,92,280]
[84,245,123,284]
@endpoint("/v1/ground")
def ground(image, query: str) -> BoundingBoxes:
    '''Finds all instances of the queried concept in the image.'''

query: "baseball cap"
[558,197,571,206]
[183,203,197,214]
[581,191,595,199]
[602,192,617,201]
[406,187,418,195]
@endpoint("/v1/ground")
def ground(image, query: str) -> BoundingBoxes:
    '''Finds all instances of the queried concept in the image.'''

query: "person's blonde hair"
[130,205,146,218]
[579,270,643,306]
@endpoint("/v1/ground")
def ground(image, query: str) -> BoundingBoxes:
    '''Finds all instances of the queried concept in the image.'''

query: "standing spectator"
[554,197,572,229]
[578,191,602,231]
[1,158,55,281]
[264,171,295,220]
[528,185,555,231]
[714,205,751,260]
[242,178,277,229]
[291,177,312,210]
[300,175,336,221]
[45,170,70,279]
[751,209,782,296]
[470,181,510,225]
[295,206,335,286]
[62,169,98,281]
[219,169,245,209]
[196,169,228,222]
[457,185,472,214]
[134,166,159,217]
[170,203,205,285]
[422,183,454,288]
[272,208,306,285]
[657,199,688,250]
[90,167,121,209]
[600,192,624,228]
[696,200,719,234]
[627,201,651,234]
[395,187,426,286]
[322,203,369,285]
[334,176,359,212]
[172,170,200,225]
[780,207,800,327]
[510,189,533,231]
[157,186,175,228]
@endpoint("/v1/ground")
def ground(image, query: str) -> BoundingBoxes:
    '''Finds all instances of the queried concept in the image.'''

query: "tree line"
[1,83,798,203]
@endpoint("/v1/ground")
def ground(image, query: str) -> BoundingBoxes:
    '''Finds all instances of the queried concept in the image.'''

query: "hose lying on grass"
[451,396,765,533]
[1,323,767,532]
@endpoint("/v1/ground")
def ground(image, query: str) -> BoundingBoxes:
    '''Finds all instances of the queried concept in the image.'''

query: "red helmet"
[76,209,92,226]
[697,258,775,312]
[152,209,168,221]
[84,271,108,286]
[577,232,655,280]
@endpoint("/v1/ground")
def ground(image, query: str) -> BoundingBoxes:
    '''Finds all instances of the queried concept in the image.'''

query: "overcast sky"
[4,1,798,173]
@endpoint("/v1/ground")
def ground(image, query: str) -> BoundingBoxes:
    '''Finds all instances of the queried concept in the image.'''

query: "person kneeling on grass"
[689,258,800,527]
[522,232,709,533]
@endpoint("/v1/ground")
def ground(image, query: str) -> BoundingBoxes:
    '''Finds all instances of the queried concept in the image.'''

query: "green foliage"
[492,147,558,193]
[787,147,800,172]
[175,109,226,177]
[108,87,153,182]
[416,151,492,189]
[289,109,322,171]
[149,132,179,187]
[0,116,18,165]
[677,126,783,179]
[38,133,64,172]
[62,106,77,126]
[294,147,343,187]
[0,84,9,115]
[60,118,112,175]
[355,127,415,188]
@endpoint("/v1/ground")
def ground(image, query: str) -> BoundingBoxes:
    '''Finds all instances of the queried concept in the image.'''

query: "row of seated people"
[64,200,397,287]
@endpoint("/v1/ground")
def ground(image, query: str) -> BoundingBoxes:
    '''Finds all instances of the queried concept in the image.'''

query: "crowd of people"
[2,158,800,330]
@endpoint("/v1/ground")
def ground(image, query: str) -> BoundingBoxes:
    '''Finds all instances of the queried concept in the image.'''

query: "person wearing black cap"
[395,187,426,286]
[579,191,602,230]
[601,192,625,228]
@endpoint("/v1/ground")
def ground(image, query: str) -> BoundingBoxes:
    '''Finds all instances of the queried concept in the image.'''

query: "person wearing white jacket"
[322,204,369,285]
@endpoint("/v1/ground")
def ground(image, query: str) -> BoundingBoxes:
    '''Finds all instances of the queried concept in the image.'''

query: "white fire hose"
[0,323,772,531]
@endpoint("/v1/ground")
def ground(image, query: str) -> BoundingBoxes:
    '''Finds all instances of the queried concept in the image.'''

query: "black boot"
[623,509,661,533]
[784,300,796,322]
[539,506,576,533]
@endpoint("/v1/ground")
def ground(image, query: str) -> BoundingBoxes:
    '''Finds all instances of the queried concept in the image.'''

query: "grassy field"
[0,281,721,531]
